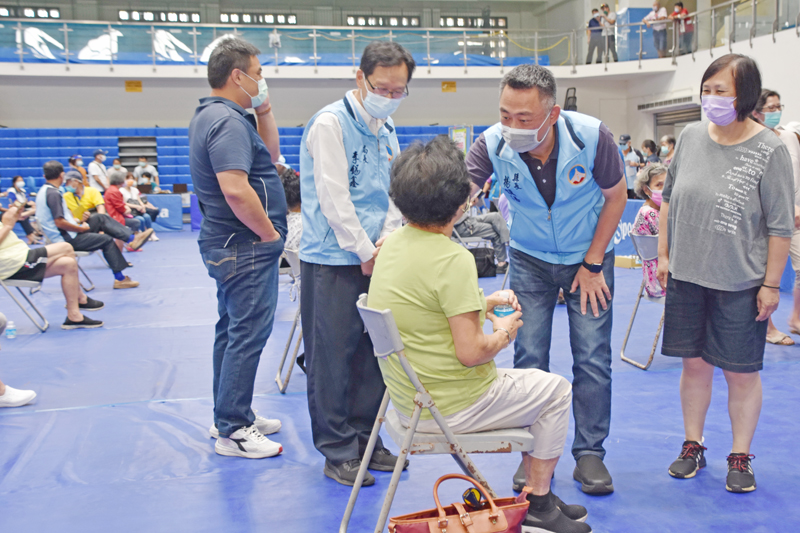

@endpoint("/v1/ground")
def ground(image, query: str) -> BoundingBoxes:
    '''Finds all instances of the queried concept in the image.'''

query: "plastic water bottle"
[493,291,515,317]
[6,321,16,339]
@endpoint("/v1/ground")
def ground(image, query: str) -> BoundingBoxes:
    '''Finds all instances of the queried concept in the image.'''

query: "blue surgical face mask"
[361,86,403,120]
[238,72,269,109]
[65,185,76,194]
[763,111,782,128]
[660,145,669,156]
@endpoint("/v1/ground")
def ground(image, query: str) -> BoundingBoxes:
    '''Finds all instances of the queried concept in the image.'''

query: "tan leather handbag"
[388,473,530,533]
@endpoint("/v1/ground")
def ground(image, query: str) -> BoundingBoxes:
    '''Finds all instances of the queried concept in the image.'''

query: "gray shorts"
[661,274,767,373]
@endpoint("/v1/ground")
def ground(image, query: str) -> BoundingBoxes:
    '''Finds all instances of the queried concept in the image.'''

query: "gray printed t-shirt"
[663,121,794,291]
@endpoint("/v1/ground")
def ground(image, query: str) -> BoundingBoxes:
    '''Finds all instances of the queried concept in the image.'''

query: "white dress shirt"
[305,90,403,263]
[86,160,108,190]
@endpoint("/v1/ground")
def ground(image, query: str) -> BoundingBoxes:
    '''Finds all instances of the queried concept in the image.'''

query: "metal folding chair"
[74,251,96,292]
[451,226,492,249]
[0,279,49,332]
[274,249,303,394]
[620,233,665,370]
[340,294,535,533]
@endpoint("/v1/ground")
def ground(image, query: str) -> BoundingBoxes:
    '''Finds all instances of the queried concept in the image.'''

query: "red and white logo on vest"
[568,165,586,185]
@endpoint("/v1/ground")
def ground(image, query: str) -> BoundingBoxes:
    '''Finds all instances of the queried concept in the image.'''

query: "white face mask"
[139,161,147,167]
[99,154,107,163]
[501,110,553,153]
[361,86,403,120]
[76,160,84,167]
[238,71,268,109]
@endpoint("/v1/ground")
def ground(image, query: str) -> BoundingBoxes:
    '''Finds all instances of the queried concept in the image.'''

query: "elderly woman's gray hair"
[389,135,471,227]
[108,170,127,186]
[634,163,668,199]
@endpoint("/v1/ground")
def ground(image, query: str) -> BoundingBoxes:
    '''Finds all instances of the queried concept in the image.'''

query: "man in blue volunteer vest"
[189,38,287,459]
[467,65,627,495]
[299,41,411,486]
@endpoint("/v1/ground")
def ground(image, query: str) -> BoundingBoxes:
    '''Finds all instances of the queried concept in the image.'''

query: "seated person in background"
[36,161,143,289]
[68,154,89,187]
[631,163,666,298]
[279,165,302,251]
[0,312,37,408]
[639,139,661,167]
[368,137,590,533]
[0,205,103,328]
[62,172,144,246]
[133,157,160,188]
[453,195,510,273]
[4,176,41,244]
[121,176,159,241]
[111,158,128,174]
[104,171,153,242]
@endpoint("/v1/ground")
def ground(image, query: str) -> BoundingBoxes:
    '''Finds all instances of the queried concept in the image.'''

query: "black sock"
[526,490,555,513]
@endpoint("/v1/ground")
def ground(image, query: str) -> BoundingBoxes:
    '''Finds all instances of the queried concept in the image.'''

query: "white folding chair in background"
[274,248,303,394]
[340,294,535,533]
[0,278,49,331]
[620,233,665,370]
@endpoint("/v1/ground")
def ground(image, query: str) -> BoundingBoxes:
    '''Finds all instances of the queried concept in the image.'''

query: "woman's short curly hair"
[634,163,668,199]
[389,135,471,227]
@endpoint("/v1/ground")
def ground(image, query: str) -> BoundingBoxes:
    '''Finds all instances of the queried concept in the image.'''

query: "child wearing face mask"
[632,164,667,297]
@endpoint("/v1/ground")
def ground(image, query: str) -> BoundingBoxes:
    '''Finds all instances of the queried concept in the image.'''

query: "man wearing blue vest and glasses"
[467,65,627,496]
[299,41,411,486]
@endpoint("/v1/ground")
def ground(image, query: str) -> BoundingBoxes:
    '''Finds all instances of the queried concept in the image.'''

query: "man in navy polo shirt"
[467,64,626,498]
[189,38,288,459]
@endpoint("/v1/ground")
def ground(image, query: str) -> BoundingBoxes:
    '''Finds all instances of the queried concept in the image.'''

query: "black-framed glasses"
[366,76,409,100]
[761,104,785,112]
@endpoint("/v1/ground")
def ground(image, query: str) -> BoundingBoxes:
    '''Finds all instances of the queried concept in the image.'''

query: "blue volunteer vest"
[484,111,612,265]
[299,97,400,266]
[35,183,79,243]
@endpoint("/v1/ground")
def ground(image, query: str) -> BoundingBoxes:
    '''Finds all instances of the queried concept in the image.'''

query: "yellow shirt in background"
[367,225,496,419]
[64,186,104,219]
[0,224,30,280]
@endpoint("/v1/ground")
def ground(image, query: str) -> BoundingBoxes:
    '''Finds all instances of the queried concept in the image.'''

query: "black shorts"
[661,274,767,373]
[7,247,48,283]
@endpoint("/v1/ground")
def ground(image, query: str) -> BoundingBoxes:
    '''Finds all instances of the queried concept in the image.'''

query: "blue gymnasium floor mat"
[1,228,800,532]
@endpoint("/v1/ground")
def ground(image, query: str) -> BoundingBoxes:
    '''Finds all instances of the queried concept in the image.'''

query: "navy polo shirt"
[189,96,287,253]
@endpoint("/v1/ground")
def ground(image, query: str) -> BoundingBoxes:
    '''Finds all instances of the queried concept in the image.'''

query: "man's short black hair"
[207,37,261,89]
[642,139,657,153]
[139,156,148,161]
[360,41,416,83]
[142,172,152,179]
[280,166,301,209]
[675,1,684,7]
[389,135,471,227]
[701,54,762,122]
[43,160,64,180]
[592,8,599,12]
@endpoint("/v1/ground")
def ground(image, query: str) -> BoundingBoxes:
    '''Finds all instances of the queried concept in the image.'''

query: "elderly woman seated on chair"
[368,136,591,533]
[632,164,667,298]
[0,205,104,330]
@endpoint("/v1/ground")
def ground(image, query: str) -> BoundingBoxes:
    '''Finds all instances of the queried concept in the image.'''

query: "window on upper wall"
[219,13,298,25]
[345,15,419,27]
[0,6,60,19]
[118,10,201,23]
[438,16,507,29]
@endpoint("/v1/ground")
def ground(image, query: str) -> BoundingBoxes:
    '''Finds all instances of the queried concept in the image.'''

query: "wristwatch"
[581,260,603,273]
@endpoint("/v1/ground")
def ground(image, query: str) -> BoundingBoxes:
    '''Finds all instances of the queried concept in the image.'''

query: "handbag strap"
[452,503,478,533]
[432,474,500,527]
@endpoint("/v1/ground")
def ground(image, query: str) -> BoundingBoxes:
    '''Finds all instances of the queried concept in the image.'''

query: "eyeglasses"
[365,76,409,100]
[761,104,785,112]
[462,198,471,214]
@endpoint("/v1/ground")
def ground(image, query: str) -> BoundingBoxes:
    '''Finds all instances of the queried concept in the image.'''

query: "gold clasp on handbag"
[438,518,448,532]
[459,511,473,527]
[489,513,499,525]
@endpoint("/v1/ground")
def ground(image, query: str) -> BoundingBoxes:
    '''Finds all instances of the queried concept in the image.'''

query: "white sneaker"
[0,385,37,408]
[209,412,281,439]
[214,424,282,459]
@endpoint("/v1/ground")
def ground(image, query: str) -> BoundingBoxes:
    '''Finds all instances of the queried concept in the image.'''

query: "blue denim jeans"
[201,238,284,437]
[509,247,615,460]
[134,214,152,230]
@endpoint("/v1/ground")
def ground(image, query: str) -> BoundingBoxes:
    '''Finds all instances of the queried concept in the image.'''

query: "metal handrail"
[3,0,797,72]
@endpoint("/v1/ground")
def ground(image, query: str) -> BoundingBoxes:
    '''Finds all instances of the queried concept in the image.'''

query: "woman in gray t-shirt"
[657,54,794,494]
